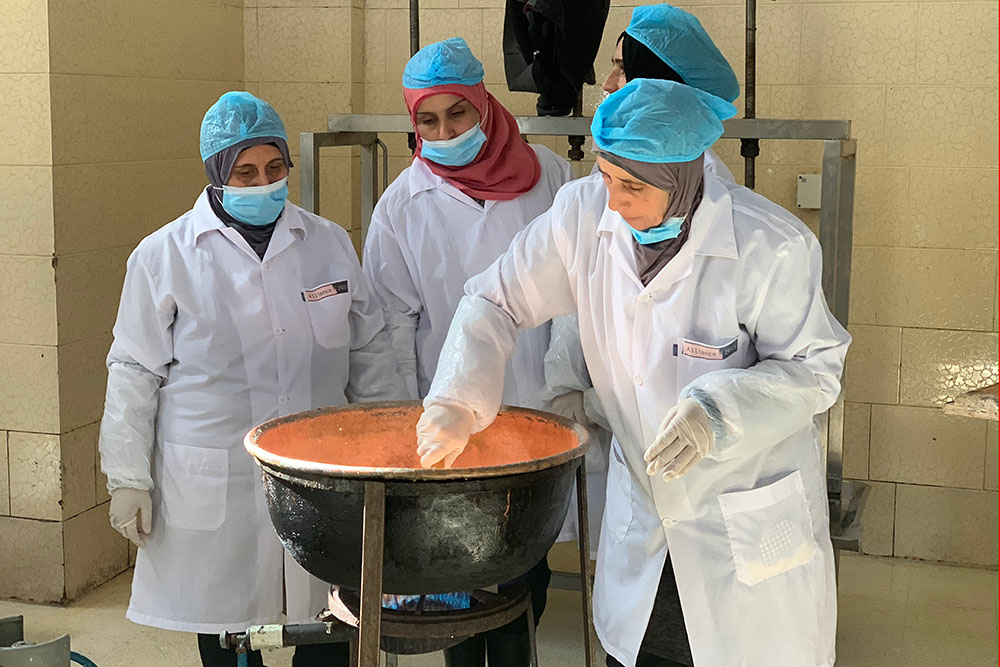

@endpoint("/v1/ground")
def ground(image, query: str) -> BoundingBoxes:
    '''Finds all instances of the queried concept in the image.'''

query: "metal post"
[818,137,856,568]
[526,597,540,667]
[741,0,759,188]
[360,141,378,246]
[575,461,594,667]
[409,0,420,56]
[819,139,856,327]
[358,481,386,667]
[300,132,321,215]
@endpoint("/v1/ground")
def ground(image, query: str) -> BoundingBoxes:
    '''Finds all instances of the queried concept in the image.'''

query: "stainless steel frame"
[299,114,867,554]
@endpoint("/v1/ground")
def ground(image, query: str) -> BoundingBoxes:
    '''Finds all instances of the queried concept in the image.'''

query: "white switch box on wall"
[796,174,822,209]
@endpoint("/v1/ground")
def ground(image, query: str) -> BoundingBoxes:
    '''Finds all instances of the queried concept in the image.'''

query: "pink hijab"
[403,82,541,201]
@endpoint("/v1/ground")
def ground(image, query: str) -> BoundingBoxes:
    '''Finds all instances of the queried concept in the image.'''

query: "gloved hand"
[549,391,594,428]
[643,398,714,481]
[109,488,153,548]
[416,403,477,469]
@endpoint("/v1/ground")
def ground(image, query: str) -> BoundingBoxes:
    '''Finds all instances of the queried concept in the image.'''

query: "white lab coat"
[549,151,734,549]
[99,191,403,633]
[362,144,571,409]
[426,172,850,666]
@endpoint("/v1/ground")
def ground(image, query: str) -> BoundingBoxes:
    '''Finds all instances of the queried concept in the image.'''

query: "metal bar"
[819,139,856,326]
[526,596,539,667]
[358,481,386,667]
[409,0,420,56]
[299,131,378,216]
[743,0,757,188]
[575,462,595,667]
[360,141,378,247]
[376,138,389,197]
[300,132,321,215]
[327,114,852,141]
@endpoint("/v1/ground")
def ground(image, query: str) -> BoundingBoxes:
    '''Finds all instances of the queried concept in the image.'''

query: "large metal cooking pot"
[245,401,588,595]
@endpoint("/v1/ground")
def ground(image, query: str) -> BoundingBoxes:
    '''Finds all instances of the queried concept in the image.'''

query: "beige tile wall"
[246,4,366,233]
[0,0,245,602]
[63,501,129,600]
[0,516,64,602]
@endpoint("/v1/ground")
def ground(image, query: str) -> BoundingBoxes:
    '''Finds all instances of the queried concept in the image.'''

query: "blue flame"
[381,592,472,611]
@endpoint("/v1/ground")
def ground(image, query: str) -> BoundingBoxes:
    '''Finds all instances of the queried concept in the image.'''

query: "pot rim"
[243,400,590,480]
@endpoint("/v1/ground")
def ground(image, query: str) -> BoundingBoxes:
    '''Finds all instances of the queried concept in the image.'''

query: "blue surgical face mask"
[219,177,288,226]
[629,216,685,245]
[420,122,487,167]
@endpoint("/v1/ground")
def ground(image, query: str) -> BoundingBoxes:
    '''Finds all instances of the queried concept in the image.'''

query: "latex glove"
[416,404,476,469]
[643,398,714,481]
[549,391,593,428]
[110,488,152,548]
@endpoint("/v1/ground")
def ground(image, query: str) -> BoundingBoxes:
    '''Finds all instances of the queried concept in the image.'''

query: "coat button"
[639,293,652,302]
[662,517,676,528]
[278,396,288,405]
[634,375,643,386]
[273,327,283,335]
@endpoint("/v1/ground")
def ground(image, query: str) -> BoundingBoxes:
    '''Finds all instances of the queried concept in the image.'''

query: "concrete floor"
[0,552,996,666]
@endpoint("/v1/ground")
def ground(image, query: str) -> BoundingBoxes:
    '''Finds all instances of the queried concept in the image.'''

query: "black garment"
[606,653,690,667]
[207,186,277,260]
[637,553,694,664]
[197,633,350,667]
[602,553,694,667]
[197,633,263,667]
[619,33,686,85]
[633,219,692,287]
[502,0,610,116]
[443,556,552,666]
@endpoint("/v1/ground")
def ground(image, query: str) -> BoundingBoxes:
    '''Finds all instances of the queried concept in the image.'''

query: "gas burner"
[322,583,533,655]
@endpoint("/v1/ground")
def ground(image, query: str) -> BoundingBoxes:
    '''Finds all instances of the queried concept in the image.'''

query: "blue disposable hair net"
[591,79,737,163]
[200,91,288,162]
[625,4,740,103]
[402,37,485,89]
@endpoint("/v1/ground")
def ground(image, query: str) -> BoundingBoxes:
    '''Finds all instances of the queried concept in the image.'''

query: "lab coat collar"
[407,157,495,211]
[685,175,738,260]
[595,173,738,260]
[407,157,440,196]
[192,188,307,248]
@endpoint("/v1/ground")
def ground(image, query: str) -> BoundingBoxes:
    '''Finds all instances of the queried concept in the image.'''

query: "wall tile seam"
[0,253,58,260]
[45,72,244,84]
[50,246,133,261]
[49,158,205,167]
[889,324,999,334]
[891,481,998,494]
[1,431,8,516]
[2,514,62,524]
[847,244,999,251]
[866,476,987,491]
[55,332,113,347]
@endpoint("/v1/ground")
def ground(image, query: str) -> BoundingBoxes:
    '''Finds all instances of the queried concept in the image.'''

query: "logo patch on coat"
[301,280,349,302]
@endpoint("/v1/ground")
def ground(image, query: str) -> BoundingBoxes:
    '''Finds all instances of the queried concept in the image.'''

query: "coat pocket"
[160,442,229,531]
[304,290,352,350]
[718,470,817,586]
[604,437,634,544]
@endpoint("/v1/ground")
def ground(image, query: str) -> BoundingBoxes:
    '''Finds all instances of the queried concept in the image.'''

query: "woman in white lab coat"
[415,79,850,667]
[544,4,745,523]
[99,91,403,667]
[362,37,572,667]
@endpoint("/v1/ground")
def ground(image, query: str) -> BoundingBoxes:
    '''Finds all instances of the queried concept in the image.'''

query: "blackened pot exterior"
[259,459,579,594]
